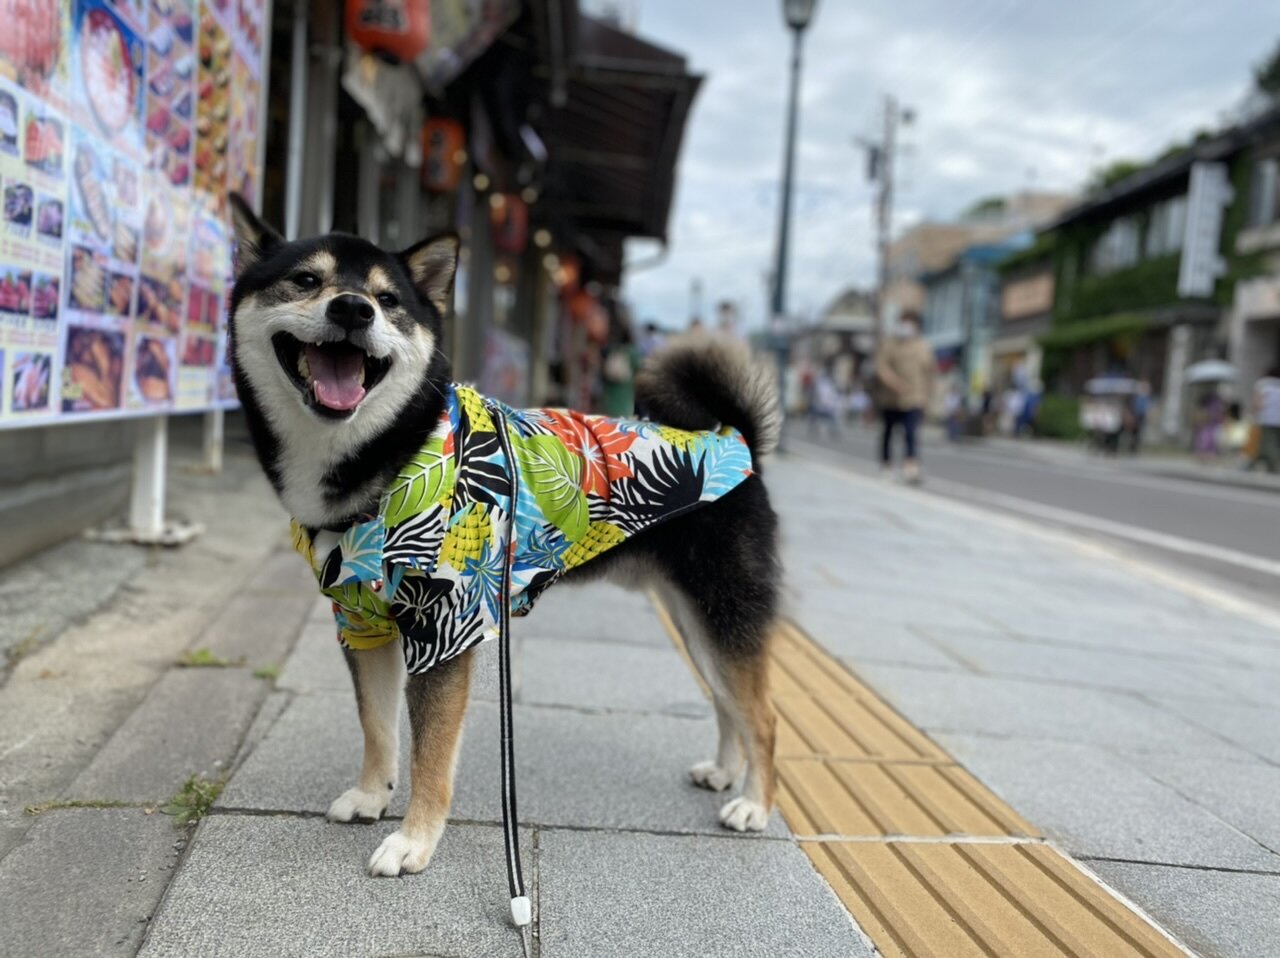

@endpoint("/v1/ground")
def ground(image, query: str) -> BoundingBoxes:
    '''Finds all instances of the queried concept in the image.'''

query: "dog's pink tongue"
[305,345,366,411]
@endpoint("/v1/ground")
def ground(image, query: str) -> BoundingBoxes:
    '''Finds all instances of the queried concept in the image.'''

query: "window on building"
[1145,195,1187,257]
[1248,157,1280,228]
[1089,217,1141,274]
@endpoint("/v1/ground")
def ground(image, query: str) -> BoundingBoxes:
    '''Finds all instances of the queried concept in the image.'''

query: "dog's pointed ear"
[400,233,460,315]
[228,193,282,278]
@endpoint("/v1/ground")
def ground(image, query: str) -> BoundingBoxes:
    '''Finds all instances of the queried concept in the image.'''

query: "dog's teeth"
[297,352,310,380]
[355,363,365,387]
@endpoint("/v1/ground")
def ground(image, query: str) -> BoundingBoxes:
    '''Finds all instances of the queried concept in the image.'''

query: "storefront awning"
[538,16,702,276]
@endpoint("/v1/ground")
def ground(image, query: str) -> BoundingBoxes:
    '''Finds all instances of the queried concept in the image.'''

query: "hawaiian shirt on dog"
[291,385,754,674]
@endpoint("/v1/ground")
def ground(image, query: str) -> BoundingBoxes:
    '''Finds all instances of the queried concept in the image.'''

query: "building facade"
[1037,104,1280,438]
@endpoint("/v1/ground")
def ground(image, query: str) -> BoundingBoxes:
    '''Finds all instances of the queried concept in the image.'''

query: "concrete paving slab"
[851,663,1255,758]
[69,667,268,803]
[1127,754,1280,855]
[276,618,514,703]
[517,636,710,716]
[934,734,1280,871]
[275,618,350,692]
[537,828,863,958]
[519,583,669,646]
[448,704,790,837]
[802,618,969,670]
[916,627,1219,699]
[138,816,526,958]
[1088,860,1280,958]
[0,808,183,958]
[221,694,787,837]
[196,587,316,668]
[1143,695,1280,765]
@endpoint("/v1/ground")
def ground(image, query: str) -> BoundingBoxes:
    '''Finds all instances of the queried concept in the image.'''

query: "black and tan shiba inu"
[227,194,784,885]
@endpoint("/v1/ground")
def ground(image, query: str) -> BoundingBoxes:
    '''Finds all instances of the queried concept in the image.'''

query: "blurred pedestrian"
[638,321,665,360]
[601,319,640,417]
[848,383,870,427]
[1248,366,1280,473]
[807,368,841,441]
[1017,380,1043,437]
[873,310,935,483]
[1193,391,1225,461]
[1128,382,1151,453]
[943,382,964,441]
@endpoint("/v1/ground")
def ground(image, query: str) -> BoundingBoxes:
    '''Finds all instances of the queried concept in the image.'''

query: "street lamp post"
[769,1,817,451]
[770,0,818,323]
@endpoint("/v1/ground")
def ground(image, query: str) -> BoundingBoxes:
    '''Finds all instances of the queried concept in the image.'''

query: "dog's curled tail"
[635,333,782,464]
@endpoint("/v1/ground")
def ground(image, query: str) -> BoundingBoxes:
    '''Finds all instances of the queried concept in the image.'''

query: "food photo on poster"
[0,0,67,98]
[36,195,63,242]
[146,0,196,186]
[3,182,34,235]
[132,333,174,403]
[12,350,53,412]
[61,323,123,412]
[30,273,59,320]
[73,0,145,153]
[67,245,105,313]
[0,268,32,317]
[0,89,17,153]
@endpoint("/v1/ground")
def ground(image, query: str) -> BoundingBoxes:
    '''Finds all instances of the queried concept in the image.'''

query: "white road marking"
[924,474,1280,580]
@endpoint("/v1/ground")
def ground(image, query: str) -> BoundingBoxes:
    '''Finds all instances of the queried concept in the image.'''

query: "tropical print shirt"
[292,385,754,674]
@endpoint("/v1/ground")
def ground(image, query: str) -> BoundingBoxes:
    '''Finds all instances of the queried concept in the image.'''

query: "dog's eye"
[293,272,320,290]
[376,292,398,309]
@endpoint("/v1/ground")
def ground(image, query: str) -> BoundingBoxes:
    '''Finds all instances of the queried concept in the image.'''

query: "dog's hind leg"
[367,647,473,876]
[662,586,778,831]
[327,641,405,823]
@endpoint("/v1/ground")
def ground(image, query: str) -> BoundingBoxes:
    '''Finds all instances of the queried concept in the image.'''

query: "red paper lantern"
[489,194,528,255]
[421,117,465,193]
[346,0,430,63]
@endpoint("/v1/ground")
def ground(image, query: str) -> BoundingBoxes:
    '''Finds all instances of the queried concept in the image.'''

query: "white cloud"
[622,0,1278,332]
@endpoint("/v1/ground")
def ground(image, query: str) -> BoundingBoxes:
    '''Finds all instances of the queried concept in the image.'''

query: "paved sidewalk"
[3,443,1279,956]
[775,452,1280,957]
[136,588,860,957]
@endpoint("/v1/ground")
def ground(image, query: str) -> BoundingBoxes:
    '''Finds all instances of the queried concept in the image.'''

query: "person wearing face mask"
[872,310,935,483]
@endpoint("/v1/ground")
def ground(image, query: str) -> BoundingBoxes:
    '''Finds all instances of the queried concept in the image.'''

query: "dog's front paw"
[327,787,391,823]
[367,829,438,877]
[719,796,770,832]
[689,760,737,792]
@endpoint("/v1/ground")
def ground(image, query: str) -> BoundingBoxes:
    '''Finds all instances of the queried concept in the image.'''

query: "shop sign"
[1177,162,1233,298]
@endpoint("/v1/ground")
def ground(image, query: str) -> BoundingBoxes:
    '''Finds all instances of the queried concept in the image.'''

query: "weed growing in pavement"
[161,775,224,826]
[176,648,244,668]
[252,663,280,680]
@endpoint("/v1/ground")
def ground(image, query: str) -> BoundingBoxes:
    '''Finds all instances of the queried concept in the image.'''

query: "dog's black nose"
[326,294,375,331]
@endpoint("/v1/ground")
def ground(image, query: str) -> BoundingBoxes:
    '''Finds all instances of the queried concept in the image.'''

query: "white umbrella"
[1184,360,1238,384]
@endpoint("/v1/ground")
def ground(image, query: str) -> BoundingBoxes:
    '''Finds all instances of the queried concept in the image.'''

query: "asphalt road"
[786,422,1280,611]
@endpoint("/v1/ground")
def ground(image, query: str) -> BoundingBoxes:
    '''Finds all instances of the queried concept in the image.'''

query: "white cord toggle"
[510,895,532,927]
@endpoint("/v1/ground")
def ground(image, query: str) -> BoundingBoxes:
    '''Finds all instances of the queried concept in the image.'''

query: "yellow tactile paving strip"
[651,601,1188,958]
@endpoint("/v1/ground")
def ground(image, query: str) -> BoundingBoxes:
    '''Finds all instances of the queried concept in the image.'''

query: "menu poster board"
[0,0,266,427]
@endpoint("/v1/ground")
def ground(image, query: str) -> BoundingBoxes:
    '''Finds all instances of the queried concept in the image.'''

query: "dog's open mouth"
[272,333,391,418]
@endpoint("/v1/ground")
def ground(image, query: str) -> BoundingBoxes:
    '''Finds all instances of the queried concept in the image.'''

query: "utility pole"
[858,95,914,350]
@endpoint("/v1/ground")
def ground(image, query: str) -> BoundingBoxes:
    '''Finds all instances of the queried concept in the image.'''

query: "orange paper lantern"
[490,194,528,255]
[421,117,465,193]
[347,0,430,63]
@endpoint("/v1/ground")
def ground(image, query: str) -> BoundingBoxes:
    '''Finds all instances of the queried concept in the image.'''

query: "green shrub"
[1035,394,1083,440]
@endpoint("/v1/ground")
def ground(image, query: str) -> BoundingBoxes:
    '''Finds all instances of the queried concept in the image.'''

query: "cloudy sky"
[614,0,1278,331]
